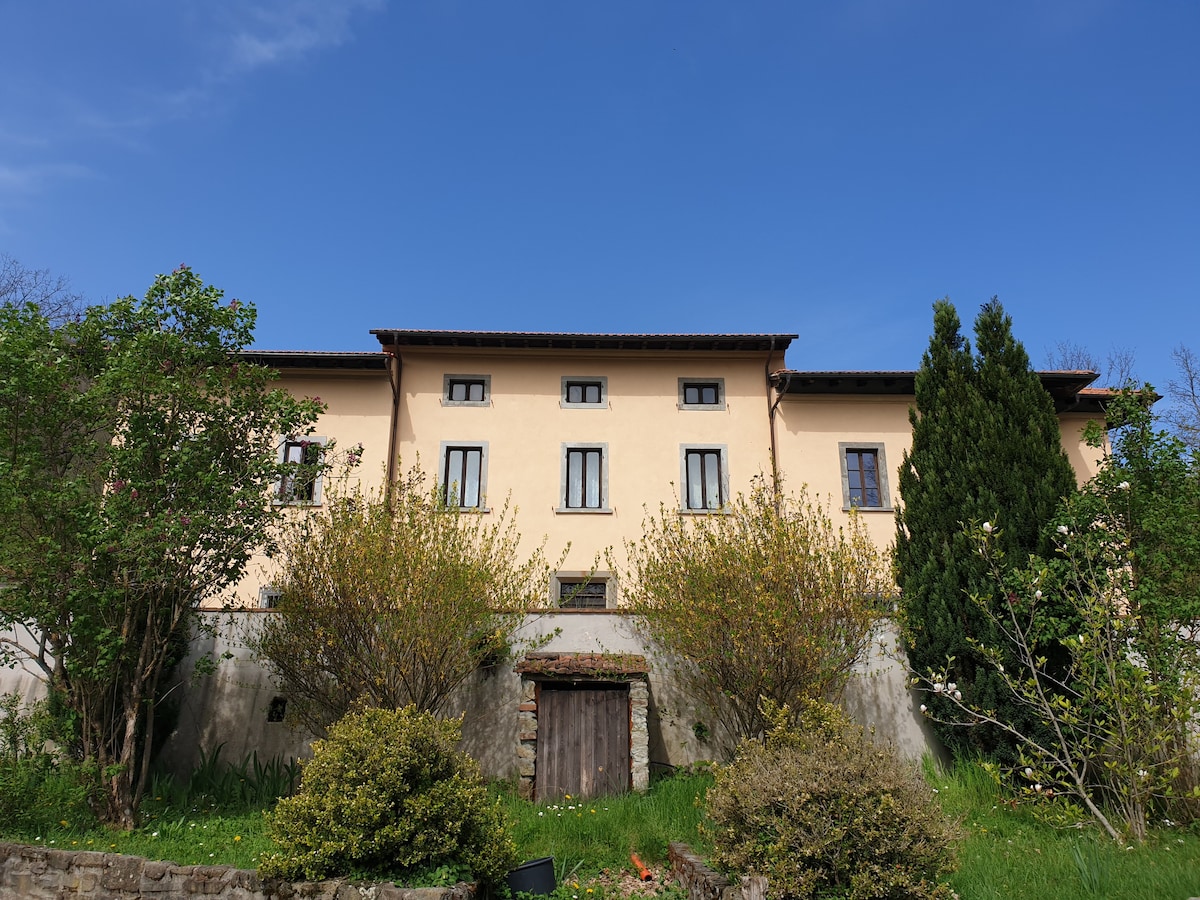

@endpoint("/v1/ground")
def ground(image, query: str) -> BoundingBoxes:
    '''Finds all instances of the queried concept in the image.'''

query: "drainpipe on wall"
[384,347,402,495]
[765,342,791,506]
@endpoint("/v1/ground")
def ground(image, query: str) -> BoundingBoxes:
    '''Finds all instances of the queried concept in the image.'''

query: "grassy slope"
[3,767,1198,898]
[932,763,1200,900]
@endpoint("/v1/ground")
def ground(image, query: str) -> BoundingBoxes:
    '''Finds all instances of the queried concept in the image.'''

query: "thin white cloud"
[0,0,384,208]
[222,0,386,76]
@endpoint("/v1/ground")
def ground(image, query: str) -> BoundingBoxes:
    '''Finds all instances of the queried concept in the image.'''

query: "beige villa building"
[2,330,1113,800]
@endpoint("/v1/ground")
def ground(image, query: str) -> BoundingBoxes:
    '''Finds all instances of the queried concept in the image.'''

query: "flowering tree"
[912,392,1200,842]
[620,477,890,756]
[0,268,321,827]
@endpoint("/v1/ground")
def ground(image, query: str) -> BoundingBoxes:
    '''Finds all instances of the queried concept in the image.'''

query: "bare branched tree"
[1044,340,1137,388]
[1165,344,1200,450]
[0,254,85,323]
[1045,340,1101,373]
[1106,346,1138,389]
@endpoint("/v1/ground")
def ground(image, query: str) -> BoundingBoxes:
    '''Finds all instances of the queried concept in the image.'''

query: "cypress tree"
[896,298,1077,761]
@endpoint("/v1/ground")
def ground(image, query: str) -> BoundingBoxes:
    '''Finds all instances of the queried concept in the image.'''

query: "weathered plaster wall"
[150,612,936,783]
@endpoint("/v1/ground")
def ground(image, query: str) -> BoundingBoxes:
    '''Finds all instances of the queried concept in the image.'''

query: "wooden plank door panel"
[536,683,630,801]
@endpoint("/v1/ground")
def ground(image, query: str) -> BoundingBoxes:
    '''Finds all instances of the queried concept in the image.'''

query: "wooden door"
[536,683,630,801]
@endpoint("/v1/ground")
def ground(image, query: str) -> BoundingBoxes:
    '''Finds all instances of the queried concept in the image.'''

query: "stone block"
[102,854,143,892]
[142,860,171,881]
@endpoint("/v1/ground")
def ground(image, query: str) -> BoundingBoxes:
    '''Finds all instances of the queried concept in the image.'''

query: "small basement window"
[266,696,287,723]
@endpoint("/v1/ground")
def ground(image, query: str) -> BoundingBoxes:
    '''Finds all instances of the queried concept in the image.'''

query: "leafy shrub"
[0,693,96,835]
[260,706,516,884]
[704,702,958,900]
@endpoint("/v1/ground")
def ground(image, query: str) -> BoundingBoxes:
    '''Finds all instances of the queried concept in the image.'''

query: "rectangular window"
[552,571,613,609]
[839,442,891,510]
[259,587,282,610]
[442,444,485,508]
[560,443,609,511]
[561,376,608,408]
[276,436,326,505]
[443,374,491,406]
[559,580,607,609]
[678,378,725,410]
[682,446,727,511]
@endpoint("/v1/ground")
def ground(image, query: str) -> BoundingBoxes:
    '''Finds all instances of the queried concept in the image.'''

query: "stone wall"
[667,843,763,900]
[0,843,472,900]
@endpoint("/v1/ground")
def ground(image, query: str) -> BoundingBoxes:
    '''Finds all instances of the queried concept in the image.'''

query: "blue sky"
[2,1,1197,391]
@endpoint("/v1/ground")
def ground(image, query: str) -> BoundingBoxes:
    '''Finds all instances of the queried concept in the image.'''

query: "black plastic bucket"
[506,857,556,896]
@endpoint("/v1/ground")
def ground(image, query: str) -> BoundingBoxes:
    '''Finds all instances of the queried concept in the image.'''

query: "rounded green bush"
[259,705,516,884]
[705,702,958,900]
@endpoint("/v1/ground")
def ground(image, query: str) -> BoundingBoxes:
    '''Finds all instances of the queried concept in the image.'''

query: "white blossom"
[933,682,944,693]
[1118,481,1131,491]
[1034,590,1043,600]
[920,704,928,713]
[953,690,962,701]
[1057,524,1070,535]
[947,682,957,692]
[1024,767,1033,778]
[982,521,994,534]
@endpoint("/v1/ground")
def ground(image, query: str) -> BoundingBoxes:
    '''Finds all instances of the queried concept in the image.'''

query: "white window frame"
[442,374,492,407]
[680,444,729,512]
[438,441,490,510]
[560,376,609,409]
[259,586,282,610]
[274,435,328,506]
[557,442,611,513]
[552,571,613,609]
[678,378,726,411]
[838,442,892,511]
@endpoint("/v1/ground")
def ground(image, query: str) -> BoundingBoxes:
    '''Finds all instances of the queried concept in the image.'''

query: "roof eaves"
[371,329,797,353]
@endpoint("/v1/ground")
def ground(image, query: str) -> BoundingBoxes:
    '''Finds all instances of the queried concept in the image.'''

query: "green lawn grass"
[3,762,1198,899]
[931,762,1200,900]
[497,772,713,881]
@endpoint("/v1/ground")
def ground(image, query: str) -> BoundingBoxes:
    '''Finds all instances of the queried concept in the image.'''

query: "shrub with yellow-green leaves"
[259,706,516,884]
[705,702,958,900]
[621,476,890,757]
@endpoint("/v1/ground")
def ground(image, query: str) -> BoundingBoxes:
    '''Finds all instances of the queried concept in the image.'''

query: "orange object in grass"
[630,852,653,882]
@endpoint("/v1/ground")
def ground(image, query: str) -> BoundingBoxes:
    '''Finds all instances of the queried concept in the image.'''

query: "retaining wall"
[667,843,763,900]
[0,843,472,900]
